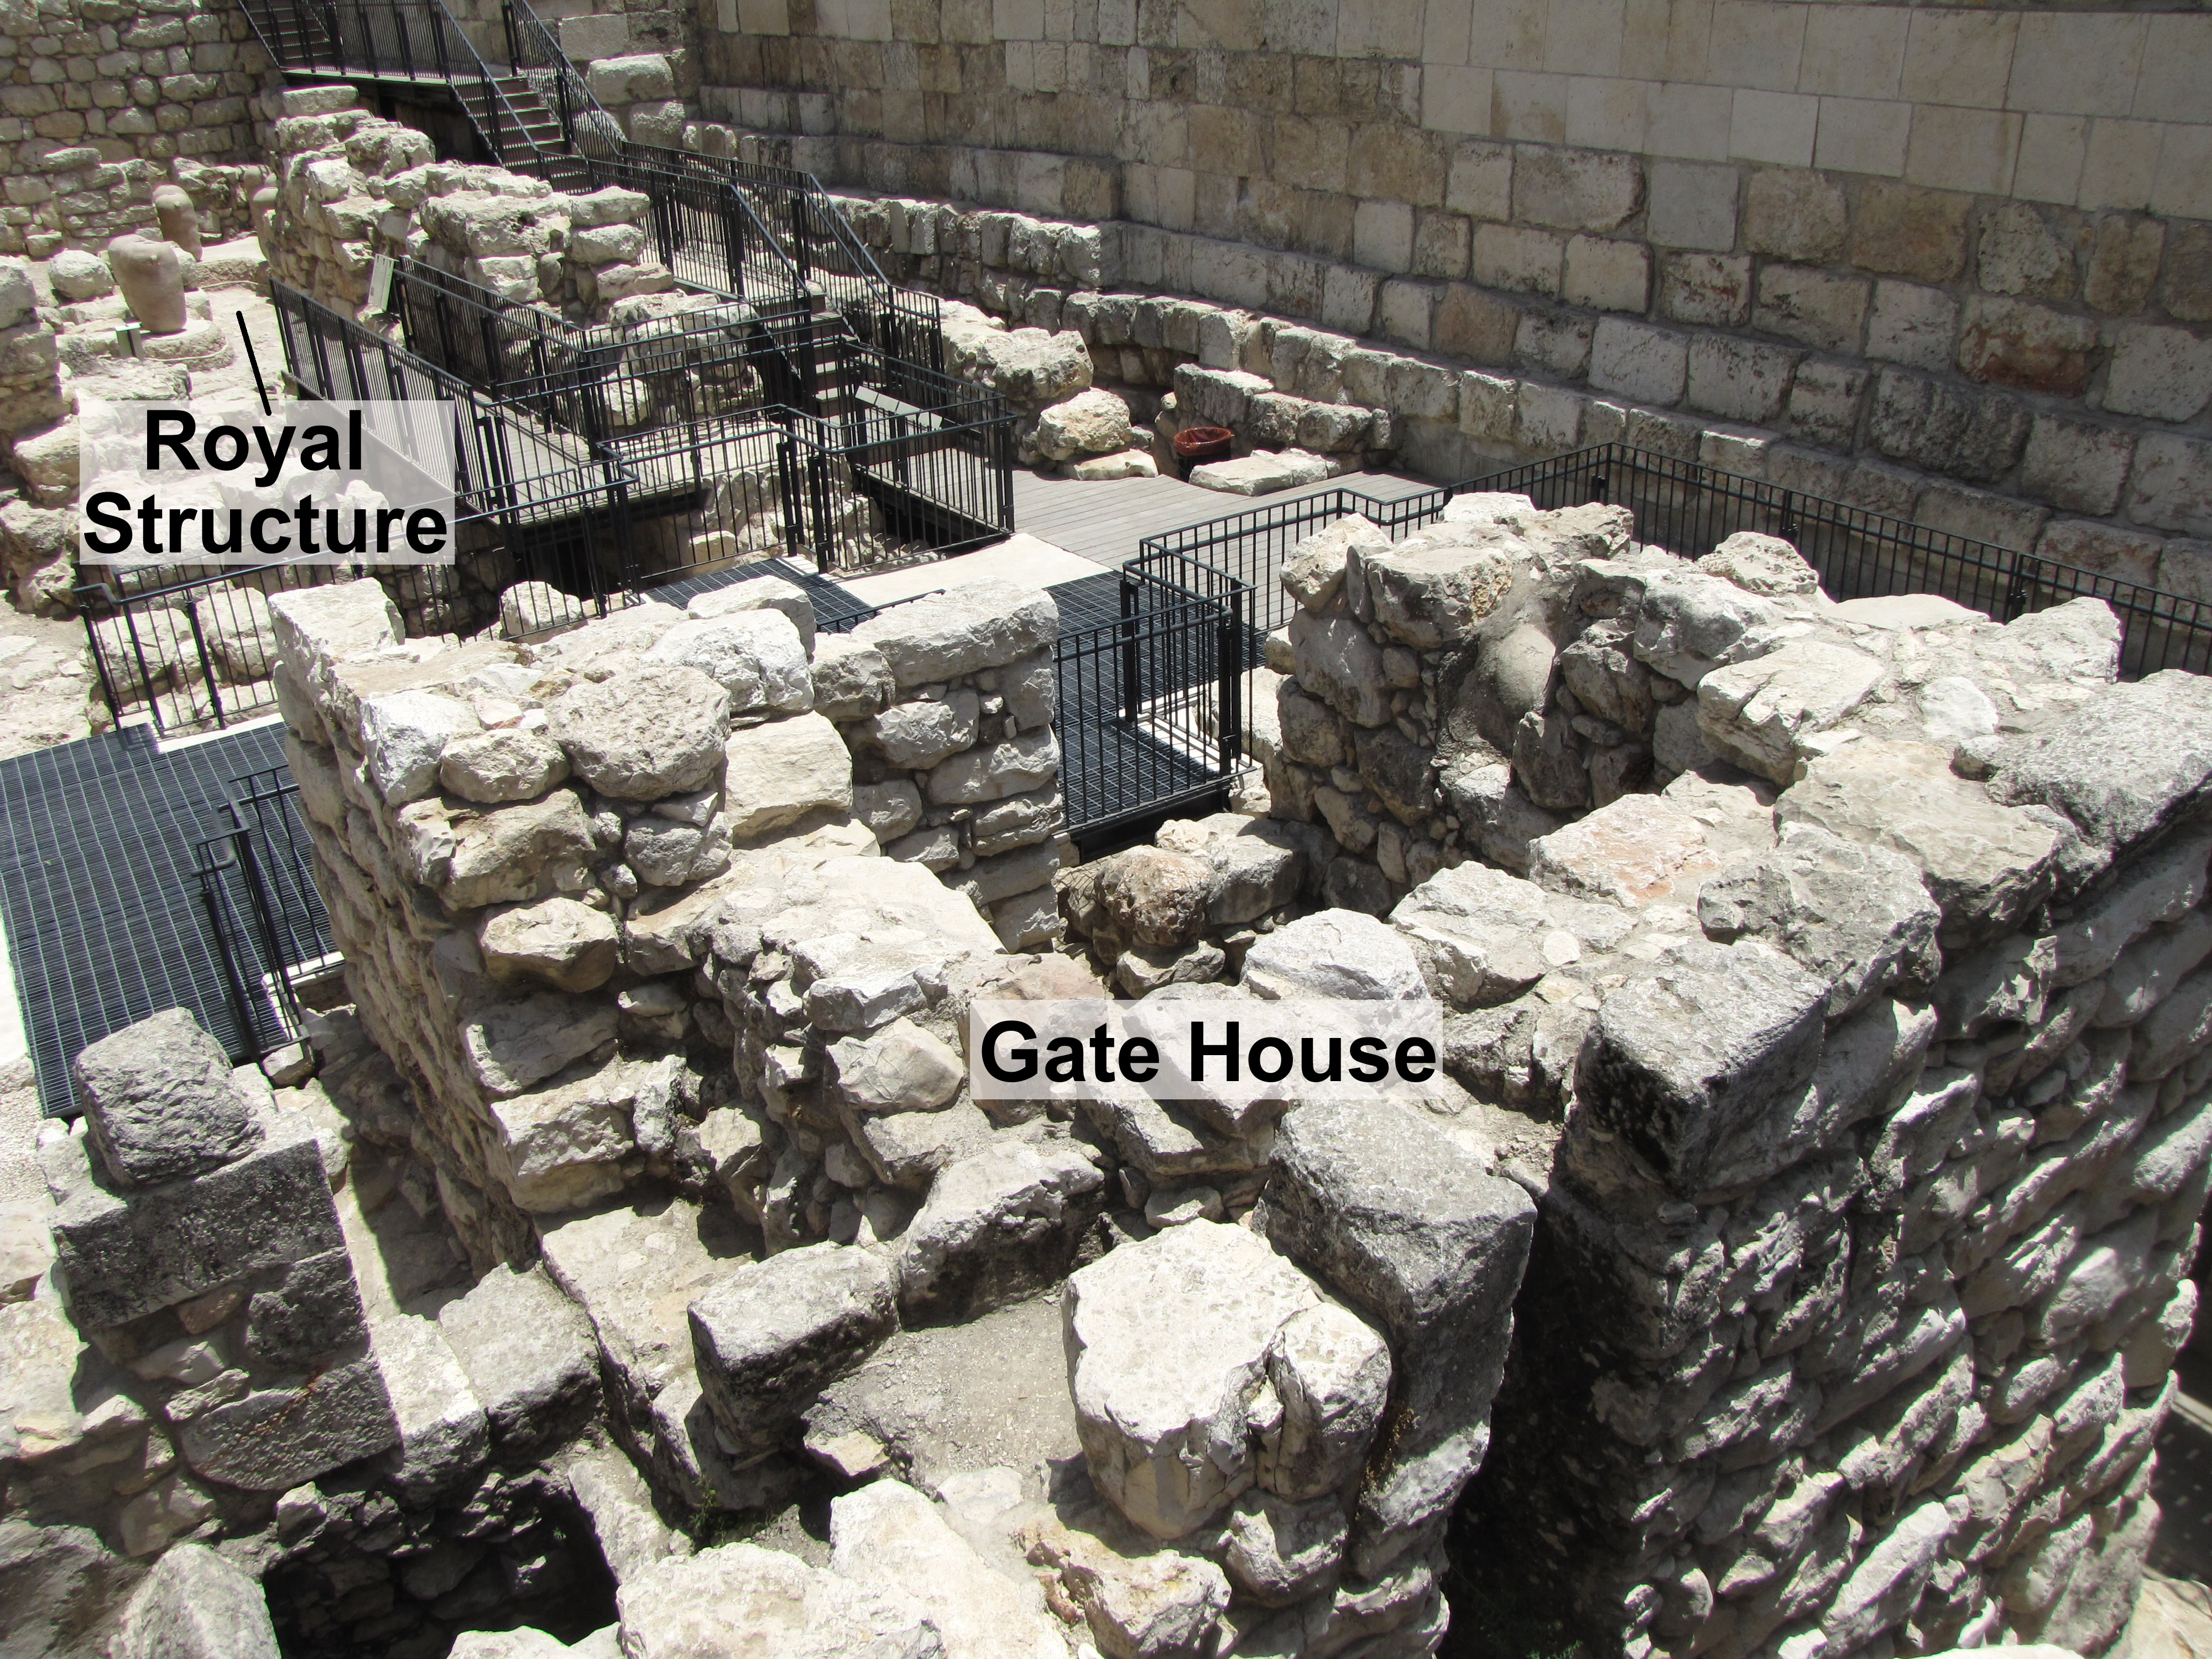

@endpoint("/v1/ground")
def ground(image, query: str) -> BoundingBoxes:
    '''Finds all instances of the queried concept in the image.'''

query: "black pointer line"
[238,310,272,418]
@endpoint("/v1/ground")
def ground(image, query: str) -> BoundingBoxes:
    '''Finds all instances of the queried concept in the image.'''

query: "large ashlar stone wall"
[1241,493,2212,1655]
[665,0,2212,590]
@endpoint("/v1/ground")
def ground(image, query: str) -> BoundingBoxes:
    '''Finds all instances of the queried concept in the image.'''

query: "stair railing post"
[1215,586,1244,778]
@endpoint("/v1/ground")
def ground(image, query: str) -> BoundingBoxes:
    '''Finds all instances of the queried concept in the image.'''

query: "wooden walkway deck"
[1007,466,1437,571]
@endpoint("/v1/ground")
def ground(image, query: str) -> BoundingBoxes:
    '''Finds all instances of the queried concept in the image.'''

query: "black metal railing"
[239,0,558,175]
[1133,443,2212,679]
[239,0,948,363]
[388,259,821,426]
[1056,585,1246,844]
[193,768,335,1062]
[376,263,1014,573]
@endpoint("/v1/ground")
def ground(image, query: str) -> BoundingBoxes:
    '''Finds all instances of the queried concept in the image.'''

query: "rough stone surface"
[71,1010,259,1189]
[1064,1220,1323,1538]
[688,1243,898,1454]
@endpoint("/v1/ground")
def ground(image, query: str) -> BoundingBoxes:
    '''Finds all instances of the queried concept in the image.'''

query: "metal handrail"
[239,0,567,181]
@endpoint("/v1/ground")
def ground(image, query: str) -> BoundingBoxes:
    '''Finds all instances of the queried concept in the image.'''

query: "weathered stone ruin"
[6,463,2212,1658]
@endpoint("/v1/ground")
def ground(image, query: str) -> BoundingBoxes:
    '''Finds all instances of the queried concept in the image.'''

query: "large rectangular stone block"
[51,1125,343,1328]
[1576,938,1830,1196]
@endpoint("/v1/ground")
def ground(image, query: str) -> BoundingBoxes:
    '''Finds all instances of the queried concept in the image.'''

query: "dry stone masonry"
[260,82,668,319]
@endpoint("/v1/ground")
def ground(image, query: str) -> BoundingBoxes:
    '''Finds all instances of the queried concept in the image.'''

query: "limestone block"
[267,578,403,701]
[2097,910,2212,1028]
[439,728,570,804]
[1283,515,1386,614]
[1589,318,1689,405]
[1438,755,1559,874]
[460,992,617,1098]
[1631,569,1782,684]
[176,1356,397,1490]
[549,661,731,800]
[50,248,112,301]
[436,1264,599,1455]
[1754,265,1868,353]
[846,1099,995,1190]
[1696,531,1820,598]
[688,1243,898,1454]
[853,779,923,842]
[1219,1489,1345,1608]
[369,1310,488,1503]
[2132,967,2212,1080]
[615,1541,936,1659]
[1064,1220,1323,1538]
[926,729,1059,805]
[1869,369,2030,485]
[1034,387,1133,460]
[1290,611,1390,727]
[568,223,648,266]
[1867,280,1958,371]
[418,192,560,259]
[1514,148,1641,232]
[1019,1517,1230,1659]
[1698,824,1942,1017]
[1188,450,1338,495]
[810,636,893,722]
[648,612,812,718]
[2051,823,2212,987]
[71,1008,259,1189]
[484,1056,645,1213]
[848,580,1057,688]
[626,814,732,888]
[1694,639,1886,784]
[827,1018,964,1113]
[1779,742,2062,943]
[394,788,596,911]
[896,1139,1105,1325]
[244,1248,367,1369]
[956,327,1093,411]
[1989,671,2212,856]
[359,688,480,805]
[1258,1301,1392,1505]
[1578,937,1829,1196]
[722,712,853,836]
[686,574,816,653]
[51,1122,341,1328]
[109,1542,278,1659]
[1353,536,1517,650]
[864,691,980,769]
[1242,908,1426,1000]
[2130,434,2212,538]
[1388,863,1557,1009]
[828,1480,1073,1659]
[1528,794,1723,909]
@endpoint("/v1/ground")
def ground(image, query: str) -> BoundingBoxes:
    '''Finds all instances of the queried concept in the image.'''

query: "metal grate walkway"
[0,721,292,1117]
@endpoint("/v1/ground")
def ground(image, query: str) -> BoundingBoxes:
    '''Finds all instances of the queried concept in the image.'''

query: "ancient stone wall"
[0,0,268,258]
[825,576,1070,948]
[632,0,2212,590]
[258,82,670,317]
[1464,695,2212,1657]
[1230,491,2212,1654]
[14,1008,398,1560]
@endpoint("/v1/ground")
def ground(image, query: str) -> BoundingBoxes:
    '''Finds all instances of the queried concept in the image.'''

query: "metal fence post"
[1117,575,1140,724]
[1216,587,1244,776]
